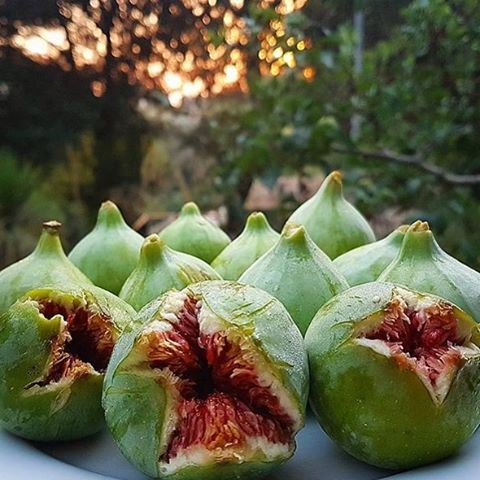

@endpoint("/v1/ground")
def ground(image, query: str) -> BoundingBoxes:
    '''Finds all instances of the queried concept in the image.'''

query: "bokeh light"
[3,0,309,106]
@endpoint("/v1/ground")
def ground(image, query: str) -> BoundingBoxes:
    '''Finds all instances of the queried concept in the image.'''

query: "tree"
[209,0,480,268]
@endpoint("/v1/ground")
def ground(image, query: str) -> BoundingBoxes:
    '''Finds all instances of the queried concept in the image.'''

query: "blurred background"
[0,0,479,269]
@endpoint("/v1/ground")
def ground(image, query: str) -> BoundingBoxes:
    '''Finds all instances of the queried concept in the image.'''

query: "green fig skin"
[69,201,144,295]
[0,221,93,315]
[378,221,480,322]
[0,286,136,442]
[158,202,231,264]
[287,171,376,259]
[305,282,480,470]
[119,234,221,311]
[333,225,408,286]
[239,223,349,335]
[211,212,280,280]
[103,281,308,479]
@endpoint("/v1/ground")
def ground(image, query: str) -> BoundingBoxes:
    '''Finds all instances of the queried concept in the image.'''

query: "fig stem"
[398,224,441,259]
[318,170,344,199]
[139,234,166,264]
[34,221,66,257]
[281,223,310,248]
[245,212,270,231]
[97,200,127,227]
[180,202,201,216]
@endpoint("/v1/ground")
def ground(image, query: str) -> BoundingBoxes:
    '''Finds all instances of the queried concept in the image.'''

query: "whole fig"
[305,282,480,469]
[0,286,135,441]
[211,212,279,280]
[119,234,221,311]
[69,200,144,294]
[333,225,408,286]
[158,202,231,263]
[287,171,375,258]
[239,223,348,335]
[378,221,480,322]
[0,221,92,314]
[103,281,308,479]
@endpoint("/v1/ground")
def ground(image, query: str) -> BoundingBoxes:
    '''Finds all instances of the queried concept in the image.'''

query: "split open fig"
[305,282,480,469]
[0,221,92,315]
[103,281,308,479]
[0,287,135,441]
[378,221,480,322]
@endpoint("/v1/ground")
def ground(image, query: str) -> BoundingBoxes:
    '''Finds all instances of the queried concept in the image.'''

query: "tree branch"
[332,146,480,185]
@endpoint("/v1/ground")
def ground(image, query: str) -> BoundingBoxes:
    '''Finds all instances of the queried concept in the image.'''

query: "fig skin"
[0,221,92,315]
[305,282,480,470]
[211,212,280,280]
[103,281,309,479]
[0,286,136,441]
[69,200,144,294]
[119,234,221,311]
[333,225,408,286]
[158,202,231,264]
[378,221,480,322]
[239,223,348,335]
[287,170,375,258]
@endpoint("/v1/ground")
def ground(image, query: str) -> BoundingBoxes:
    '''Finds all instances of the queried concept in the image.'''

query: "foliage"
[0,149,39,218]
[210,0,480,268]
[0,0,479,273]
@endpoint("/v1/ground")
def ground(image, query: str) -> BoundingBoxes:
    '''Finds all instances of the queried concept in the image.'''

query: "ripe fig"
[119,234,221,311]
[211,212,280,280]
[158,202,231,264]
[333,225,408,286]
[287,171,375,258]
[103,281,308,479]
[69,200,144,294]
[0,286,135,441]
[305,282,480,469]
[378,221,480,322]
[0,221,92,314]
[239,223,348,335]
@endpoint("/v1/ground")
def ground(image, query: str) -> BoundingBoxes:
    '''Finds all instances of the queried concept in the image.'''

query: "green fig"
[239,223,348,335]
[211,212,280,280]
[119,234,221,311]
[103,281,308,479]
[0,286,135,441]
[305,282,480,469]
[158,202,231,264]
[333,225,408,286]
[287,171,375,258]
[0,221,92,314]
[69,201,144,294]
[378,221,480,322]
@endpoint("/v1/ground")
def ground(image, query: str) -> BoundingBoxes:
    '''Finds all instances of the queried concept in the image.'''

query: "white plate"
[1,414,479,480]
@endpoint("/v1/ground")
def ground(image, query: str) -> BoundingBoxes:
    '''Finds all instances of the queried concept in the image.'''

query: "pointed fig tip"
[408,220,430,233]
[328,170,343,184]
[246,211,268,229]
[141,234,165,258]
[181,202,201,215]
[100,200,118,210]
[144,233,161,243]
[397,224,409,233]
[42,220,62,233]
[282,222,305,239]
[97,200,126,226]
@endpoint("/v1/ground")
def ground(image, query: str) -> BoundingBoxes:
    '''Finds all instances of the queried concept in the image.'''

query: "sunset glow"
[6,0,309,106]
